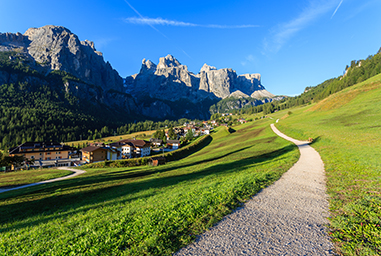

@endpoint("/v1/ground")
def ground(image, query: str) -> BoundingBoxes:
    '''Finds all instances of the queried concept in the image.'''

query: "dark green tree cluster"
[152,129,166,142]
[0,151,26,168]
[167,127,176,140]
[115,118,190,137]
[209,97,263,114]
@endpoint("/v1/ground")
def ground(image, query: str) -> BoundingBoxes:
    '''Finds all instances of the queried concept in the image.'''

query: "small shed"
[149,157,166,166]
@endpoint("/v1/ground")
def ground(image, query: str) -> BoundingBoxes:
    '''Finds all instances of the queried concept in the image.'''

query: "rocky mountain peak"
[126,54,275,103]
[140,58,157,74]
[157,54,181,69]
[200,63,217,73]
[1,25,126,92]
[24,25,72,41]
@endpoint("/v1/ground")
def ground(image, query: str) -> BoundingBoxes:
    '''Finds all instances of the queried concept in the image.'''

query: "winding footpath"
[0,167,85,194]
[175,124,334,255]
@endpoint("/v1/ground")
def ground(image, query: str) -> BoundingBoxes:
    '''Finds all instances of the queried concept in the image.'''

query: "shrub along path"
[176,124,334,255]
[0,167,85,194]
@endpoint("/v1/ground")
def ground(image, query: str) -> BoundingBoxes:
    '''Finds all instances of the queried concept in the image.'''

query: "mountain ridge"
[126,54,275,102]
[1,25,278,121]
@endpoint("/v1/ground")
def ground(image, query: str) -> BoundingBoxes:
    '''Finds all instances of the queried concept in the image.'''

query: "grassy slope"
[275,74,381,255]
[0,169,73,188]
[0,119,299,255]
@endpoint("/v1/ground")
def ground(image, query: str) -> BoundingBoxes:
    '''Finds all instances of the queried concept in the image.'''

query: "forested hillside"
[0,52,190,149]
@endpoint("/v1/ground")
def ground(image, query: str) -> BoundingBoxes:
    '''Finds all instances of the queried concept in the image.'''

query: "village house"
[174,127,185,137]
[109,139,151,158]
[9,142,72,161]
[89,142,105,147]
[149,138,163,147]
[167,139,181,149]
[107,141,125,158]
[121,142,134,158]
[238,118,247,124]
[8,142,78,167]
[130,139,151,157]
[200,128,210,135]
[81,146,109,163]
[107,147,119,161]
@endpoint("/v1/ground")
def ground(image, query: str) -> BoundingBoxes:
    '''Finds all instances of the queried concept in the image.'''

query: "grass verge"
[274,74,381,255]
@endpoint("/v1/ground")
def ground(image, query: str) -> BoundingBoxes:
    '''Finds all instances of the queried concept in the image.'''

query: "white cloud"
[93,38,116,50]
[125,17,196,27]
[241,54,257,67]
[331,0,344,18]
[123,17,259,29]
[264,0,340,53]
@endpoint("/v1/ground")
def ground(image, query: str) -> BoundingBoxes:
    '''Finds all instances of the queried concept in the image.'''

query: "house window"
[31,156,35,159]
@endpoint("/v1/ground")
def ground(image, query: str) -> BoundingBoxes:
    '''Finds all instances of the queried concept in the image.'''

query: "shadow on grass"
[309,136,321,146]
[0,144,297,232]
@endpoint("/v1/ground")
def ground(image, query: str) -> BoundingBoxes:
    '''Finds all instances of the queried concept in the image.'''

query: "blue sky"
[1,0,380,96]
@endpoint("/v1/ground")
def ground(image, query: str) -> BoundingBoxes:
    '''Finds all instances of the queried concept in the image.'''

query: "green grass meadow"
[0,168,73,188]
[275,74,381,255]
[0,119,299,255]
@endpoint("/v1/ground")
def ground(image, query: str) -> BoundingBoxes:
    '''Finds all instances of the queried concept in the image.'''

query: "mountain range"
[0,25,277,120]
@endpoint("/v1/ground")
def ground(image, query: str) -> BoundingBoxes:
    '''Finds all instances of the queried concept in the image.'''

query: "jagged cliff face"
[0,25,123,92]
[126,54,274,102]
[0,25,137,114]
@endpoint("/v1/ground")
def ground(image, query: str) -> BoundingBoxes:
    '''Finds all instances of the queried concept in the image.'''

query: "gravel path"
[0,167,85,194]
[175,124,334,255]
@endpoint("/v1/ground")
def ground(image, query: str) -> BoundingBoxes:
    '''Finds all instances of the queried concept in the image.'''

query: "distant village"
[4,117,249,170]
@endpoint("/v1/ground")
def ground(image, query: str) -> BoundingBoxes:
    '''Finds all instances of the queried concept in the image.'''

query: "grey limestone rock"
[23,25,123,92]
[1,25,123,92]
[0,25,138,115]
[126,55,275,102]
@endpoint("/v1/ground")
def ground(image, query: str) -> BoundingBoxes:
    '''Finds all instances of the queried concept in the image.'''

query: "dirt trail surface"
[0,167,85,194]
[175,124,334,255]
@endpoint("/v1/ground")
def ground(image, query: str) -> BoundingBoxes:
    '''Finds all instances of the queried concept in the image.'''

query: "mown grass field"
[275,74,381,255]
[0,168,73,188]
[0,119,299,255]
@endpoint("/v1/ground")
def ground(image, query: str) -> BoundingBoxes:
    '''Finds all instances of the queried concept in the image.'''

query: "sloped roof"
[80,146,106,153]
[9,141,70,154]
[116,139,150,148]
